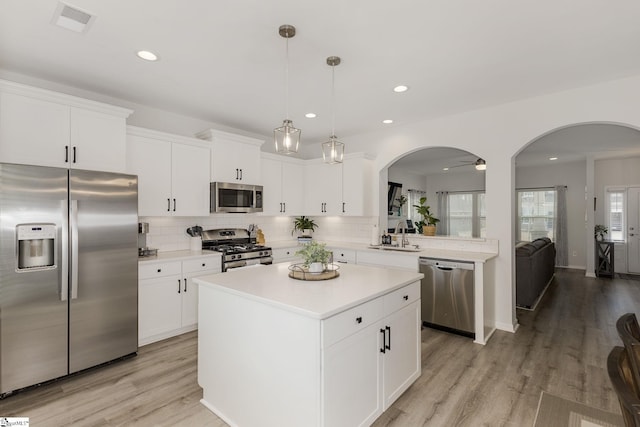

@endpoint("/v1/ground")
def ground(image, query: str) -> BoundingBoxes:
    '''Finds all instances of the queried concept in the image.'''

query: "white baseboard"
[495,320,518,333]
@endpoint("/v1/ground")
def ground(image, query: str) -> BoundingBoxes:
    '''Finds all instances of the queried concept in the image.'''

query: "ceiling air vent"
[51,2,96,33]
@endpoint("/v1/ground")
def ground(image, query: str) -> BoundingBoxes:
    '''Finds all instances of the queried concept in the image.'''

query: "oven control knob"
[230,255,237,260]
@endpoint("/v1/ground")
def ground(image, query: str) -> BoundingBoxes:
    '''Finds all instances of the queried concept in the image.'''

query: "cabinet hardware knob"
[178,279,181,294]
[157,268,161,272]
[356,316,362,324]
[202,263,206,267]
[403,295,409,301]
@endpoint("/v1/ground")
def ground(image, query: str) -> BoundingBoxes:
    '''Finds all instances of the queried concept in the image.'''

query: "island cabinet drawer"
[322,297,385,348]
[182,257,221,274]
[384,281,420,315]
[272,247,300,263]
[139,261,182,280]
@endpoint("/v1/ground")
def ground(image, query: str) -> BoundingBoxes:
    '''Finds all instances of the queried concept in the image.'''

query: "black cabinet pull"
[356,316,362,324]
[202,263,206,267]
[403,295,409,301]
[386,325,391,351]
[239,169,243,180]
[178,279,181,294]
[236,168,239,180]
[173,198,176,212]
[184,278,188,293]
[167,198,171,212]
[72,146,77,163]
[157,268,161,273]
[282,202,286,213]
[342,202,346,213]
[65,145,69,163]
[380,328,386,353]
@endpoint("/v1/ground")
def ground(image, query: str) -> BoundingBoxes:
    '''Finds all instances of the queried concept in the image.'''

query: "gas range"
[201,228,272,271]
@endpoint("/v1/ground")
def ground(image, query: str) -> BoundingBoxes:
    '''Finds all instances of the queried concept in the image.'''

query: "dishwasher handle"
[436,266,453,271]
[419,257,475,271]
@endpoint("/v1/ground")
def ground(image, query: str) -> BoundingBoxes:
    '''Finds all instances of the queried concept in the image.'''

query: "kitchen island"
[194,262,424,427]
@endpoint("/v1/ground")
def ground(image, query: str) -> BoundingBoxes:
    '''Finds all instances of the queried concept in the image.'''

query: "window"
[447,192,485,238]
[517,189,556,242]
[607,189,625,241]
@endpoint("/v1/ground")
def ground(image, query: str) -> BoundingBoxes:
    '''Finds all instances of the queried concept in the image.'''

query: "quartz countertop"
[138,249,222,263]
[194,262,423,319]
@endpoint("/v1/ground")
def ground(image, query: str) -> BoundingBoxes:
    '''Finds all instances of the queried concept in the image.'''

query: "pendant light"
[322,56,345,164]
[274,25,300,155]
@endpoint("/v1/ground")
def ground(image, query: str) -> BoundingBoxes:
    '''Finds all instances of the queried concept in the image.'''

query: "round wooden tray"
[288,263,340,281]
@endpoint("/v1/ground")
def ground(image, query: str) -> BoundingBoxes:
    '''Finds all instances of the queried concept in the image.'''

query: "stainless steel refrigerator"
[0,163,138,396]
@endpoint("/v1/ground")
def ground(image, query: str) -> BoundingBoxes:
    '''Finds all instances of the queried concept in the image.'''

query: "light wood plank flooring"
[1,268,638,426]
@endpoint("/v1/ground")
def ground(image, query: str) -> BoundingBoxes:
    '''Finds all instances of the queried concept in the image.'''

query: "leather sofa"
[516,237,556,308]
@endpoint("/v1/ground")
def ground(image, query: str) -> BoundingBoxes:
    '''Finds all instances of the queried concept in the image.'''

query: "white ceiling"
[3,0,640,152]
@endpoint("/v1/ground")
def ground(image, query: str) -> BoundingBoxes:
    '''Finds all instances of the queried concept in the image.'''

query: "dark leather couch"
[516,237,556,308]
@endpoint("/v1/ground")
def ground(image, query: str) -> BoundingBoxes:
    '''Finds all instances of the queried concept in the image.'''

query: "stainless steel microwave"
[210,182,263,213]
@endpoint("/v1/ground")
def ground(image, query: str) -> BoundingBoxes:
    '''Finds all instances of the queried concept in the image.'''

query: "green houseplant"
[295,241,332,272]
[291,216,317,239]
[413,196,439,236]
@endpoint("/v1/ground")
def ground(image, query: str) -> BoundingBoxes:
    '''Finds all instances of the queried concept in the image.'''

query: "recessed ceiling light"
[136,50,159,61]
[443,167,449,171]
[305,113,317,118]
[549,157,558,161]
[382,119,393,124]
[393,85,409,93]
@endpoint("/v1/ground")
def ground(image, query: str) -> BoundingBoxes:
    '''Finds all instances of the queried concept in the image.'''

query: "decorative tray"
[288,263,340,281]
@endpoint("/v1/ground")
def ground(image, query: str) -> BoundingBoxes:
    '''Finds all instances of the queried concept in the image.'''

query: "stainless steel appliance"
[210,182,263,213]
[202,228,272,271]
[0,163,138,396]
[419,257,475,337]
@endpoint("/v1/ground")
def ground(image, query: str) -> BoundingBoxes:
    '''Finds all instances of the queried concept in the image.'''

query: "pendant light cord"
[331,63,335,137]
[285,36,290,121]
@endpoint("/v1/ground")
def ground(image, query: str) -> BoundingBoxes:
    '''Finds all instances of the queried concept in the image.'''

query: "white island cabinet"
[195,263,423,427]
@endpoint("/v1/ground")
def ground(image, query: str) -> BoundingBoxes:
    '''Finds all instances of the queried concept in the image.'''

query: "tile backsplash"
[140,215,379,252]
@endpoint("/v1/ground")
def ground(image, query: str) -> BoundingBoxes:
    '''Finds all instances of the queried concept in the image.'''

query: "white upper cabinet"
[304,161,343,216]
[341,154,374,216]
[0,80,131,172]
[261,153,305,216]
[196,129,263,185]
[126,126,210,217]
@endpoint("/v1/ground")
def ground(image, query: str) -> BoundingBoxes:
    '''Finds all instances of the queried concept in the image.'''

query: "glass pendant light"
[274,25,300,154]
[322,56,345,164]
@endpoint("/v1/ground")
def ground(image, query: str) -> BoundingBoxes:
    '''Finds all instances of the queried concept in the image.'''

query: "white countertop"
[194,262,424,320]
[138,249,222,263]
[267,240,497,263]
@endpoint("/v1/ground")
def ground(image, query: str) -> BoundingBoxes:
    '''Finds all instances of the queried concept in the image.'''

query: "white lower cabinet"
[322,281,421,426]
[138,255,221,346]
[272,246,302,264]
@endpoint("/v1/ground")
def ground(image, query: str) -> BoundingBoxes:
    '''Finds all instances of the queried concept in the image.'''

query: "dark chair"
[608,346,640,427]
[617,313,640,397]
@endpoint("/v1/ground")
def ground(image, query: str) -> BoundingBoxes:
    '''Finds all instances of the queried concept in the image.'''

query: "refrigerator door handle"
[70,199,79,300]
[61,200,69,301]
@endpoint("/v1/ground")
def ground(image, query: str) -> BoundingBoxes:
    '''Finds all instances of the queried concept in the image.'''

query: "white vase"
[309,262,324,273]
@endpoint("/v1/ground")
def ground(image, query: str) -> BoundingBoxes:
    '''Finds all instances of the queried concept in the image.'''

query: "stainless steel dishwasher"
[419,257,475,338]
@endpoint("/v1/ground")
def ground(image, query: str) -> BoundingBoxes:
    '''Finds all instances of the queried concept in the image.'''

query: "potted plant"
[295,241,332,273]
[413,196,439,236]
[292,216,317,241]
[396,195,407,216]
[594,224,608,241]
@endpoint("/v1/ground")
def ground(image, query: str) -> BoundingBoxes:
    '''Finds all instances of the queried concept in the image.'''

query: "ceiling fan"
[443,158,486,171]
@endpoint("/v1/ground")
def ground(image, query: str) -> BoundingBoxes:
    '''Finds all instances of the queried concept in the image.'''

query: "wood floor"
[0,268,637,426]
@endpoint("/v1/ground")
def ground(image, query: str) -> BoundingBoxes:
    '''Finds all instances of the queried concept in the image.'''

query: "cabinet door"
[171,143,210,216]
[260,157,283,215]
[126,135,172,216]
[0,92,69,167]
[281,161,305,215]
[181,273,200,327]
[235,142,261,184]
[138,275,183,342]
[382,301,421,408]
[70,107,126,173]
[342,156,373,216]
[323,323,383,427]
[305,163,342,215]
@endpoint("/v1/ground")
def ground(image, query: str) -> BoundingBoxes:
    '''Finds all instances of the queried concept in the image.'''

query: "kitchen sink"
[367,245,423,253]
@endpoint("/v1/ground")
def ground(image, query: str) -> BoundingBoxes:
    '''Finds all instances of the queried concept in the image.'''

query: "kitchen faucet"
[395,220,410,248]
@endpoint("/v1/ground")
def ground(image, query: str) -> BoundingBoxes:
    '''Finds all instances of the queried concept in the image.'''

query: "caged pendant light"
[274,25,300,155]
[322,56,345,164]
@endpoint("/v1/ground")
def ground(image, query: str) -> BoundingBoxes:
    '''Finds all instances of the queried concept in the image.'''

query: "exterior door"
[628,187,640,274]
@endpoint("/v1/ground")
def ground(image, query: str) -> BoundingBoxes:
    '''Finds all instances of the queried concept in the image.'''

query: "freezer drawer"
[419,258,474,336]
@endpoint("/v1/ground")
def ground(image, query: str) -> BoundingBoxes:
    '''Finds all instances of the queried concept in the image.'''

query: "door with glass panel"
[627,187,640,274]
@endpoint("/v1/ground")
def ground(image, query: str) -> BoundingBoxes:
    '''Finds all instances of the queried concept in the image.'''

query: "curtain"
[407,189,425,227]
[554,185,568,266]
[437,191,449,236]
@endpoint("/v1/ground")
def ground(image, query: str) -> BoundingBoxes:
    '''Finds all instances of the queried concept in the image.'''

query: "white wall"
[516,160,587,269]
